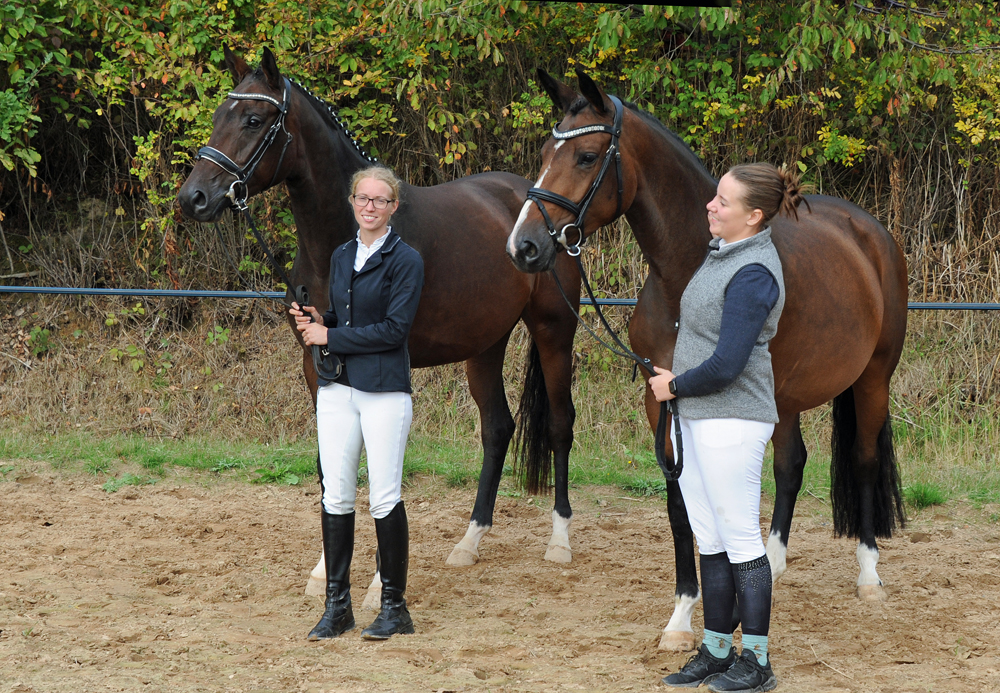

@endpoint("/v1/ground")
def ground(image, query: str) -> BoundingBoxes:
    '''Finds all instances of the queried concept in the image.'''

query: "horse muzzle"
[507,228,557,274]
[177,175,232,222]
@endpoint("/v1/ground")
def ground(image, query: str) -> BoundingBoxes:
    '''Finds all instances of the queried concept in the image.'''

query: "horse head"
[506,69,638,274]
[178,46,294,222]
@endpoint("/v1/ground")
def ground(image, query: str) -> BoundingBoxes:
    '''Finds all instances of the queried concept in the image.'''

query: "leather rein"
[528,96,683,482]
[193,77,342,381]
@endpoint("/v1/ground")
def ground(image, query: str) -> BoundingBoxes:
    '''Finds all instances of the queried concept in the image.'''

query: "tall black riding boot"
[307,510,356,640]
[362,502,414,640]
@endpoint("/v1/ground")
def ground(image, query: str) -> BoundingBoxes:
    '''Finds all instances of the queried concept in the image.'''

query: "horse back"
[768,195,908,412]
[386,172,538,366]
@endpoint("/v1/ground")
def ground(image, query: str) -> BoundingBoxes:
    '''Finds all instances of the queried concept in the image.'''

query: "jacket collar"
[708,226,772,257]
[338,228,401,275]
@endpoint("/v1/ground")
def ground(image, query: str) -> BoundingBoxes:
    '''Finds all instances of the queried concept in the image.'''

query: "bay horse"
[177,47,583,600]
[507,69,908,651]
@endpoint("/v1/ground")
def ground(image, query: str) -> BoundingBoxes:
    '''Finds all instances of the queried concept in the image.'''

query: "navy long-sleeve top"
[672,264,780,398]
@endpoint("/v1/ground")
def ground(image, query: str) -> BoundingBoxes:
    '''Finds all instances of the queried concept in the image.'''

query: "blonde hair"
[350,166,402,202]
[728,163,809,224]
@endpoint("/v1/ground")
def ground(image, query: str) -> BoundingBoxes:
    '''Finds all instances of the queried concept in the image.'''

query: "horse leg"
[767,414,808,584]
[446,333,516,567]
[362,550,382,611]
[831,371,905,602]
[297,346,334,597]
[649,393,699,653]
[532,327,576,564]
[854,371,904,602]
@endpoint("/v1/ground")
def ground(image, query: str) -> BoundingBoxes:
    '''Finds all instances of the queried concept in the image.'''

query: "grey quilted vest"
[673,227,785,423]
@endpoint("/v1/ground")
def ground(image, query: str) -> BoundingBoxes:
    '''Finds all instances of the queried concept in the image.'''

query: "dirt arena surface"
[1,465,998,693]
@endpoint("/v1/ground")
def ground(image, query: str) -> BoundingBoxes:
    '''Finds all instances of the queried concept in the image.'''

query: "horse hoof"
[362,584,381,611]
[305,574,326,597]
[658,629,697,652]
[857,584,887,602]
[446,546,479,567]
[544,544,572,563]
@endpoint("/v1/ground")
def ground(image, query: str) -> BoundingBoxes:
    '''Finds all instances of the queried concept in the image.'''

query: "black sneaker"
[662,644,737,688]
[707,649,777,693]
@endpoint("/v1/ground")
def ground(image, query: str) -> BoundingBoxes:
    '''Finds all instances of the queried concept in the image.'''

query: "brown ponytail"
[728,163,809,224]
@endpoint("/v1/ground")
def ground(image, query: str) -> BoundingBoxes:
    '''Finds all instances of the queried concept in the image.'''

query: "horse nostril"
[190,189,207,211]
[519,238,538,261]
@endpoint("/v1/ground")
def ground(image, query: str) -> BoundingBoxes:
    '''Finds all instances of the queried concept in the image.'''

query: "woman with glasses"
[290,166,424,641]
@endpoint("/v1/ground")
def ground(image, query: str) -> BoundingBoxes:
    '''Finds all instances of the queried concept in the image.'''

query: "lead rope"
[550,257,682,482]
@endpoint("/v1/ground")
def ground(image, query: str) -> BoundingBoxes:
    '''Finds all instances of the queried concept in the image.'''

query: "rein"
[194,77,341,381]
[535,96,682,482]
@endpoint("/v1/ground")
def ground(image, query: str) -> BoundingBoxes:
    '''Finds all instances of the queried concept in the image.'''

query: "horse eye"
[578,152,598,166]
[247,115,263,128]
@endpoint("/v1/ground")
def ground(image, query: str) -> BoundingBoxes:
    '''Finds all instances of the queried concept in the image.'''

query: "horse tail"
[830,387,906,538]
[513,340,552,495]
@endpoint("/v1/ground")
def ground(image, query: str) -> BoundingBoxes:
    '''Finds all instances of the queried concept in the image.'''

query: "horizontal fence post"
[2,286,1000,310]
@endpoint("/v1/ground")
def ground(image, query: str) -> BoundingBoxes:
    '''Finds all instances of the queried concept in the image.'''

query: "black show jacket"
[319,230,424,393]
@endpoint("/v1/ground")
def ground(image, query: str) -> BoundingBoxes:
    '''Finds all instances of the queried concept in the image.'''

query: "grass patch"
[904,482,948,509]
[102,473,157,493]
[250,464,302,486]
[85,459,112,476]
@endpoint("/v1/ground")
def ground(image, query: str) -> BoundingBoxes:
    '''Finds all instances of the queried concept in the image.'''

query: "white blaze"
[506,141,565,255]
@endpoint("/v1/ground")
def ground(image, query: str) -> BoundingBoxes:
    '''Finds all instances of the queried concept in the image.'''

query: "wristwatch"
[668,379,678,396]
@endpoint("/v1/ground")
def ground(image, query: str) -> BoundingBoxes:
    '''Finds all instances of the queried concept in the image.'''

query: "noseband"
[195,77,294,211]
[526,95,624,256]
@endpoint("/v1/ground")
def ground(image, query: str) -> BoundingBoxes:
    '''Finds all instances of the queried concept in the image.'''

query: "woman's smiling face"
[706,173,762,243]
[352,177,398,236]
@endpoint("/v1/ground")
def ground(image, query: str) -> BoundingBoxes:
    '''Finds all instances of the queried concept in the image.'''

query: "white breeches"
[316,383,412,519]
[672,417,774,563]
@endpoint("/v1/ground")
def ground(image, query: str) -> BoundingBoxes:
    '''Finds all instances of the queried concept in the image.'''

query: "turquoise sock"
[702,629,733,659]
[742,634,769,665]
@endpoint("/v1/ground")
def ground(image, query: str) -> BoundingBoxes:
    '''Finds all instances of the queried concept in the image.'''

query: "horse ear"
[260,46,282,90]
[536,68,578,114]
[223,45,251,86]
[575,68,608,115]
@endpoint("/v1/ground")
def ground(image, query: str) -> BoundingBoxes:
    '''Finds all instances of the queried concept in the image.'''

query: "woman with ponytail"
[650,163,806,692]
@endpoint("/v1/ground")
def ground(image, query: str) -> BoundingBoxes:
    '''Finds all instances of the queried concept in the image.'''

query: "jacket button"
[346,321,350,325]
[346,304,349,309]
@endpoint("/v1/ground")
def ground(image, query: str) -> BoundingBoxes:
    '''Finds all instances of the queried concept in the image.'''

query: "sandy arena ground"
[1,465,998,693]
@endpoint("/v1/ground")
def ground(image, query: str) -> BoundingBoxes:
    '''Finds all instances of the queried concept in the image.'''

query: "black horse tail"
[513,340,552,496]
[830,387,906,538]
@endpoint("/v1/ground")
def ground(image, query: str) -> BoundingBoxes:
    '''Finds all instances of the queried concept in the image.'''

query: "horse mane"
[286,78,378,165]
[566,95,718,185]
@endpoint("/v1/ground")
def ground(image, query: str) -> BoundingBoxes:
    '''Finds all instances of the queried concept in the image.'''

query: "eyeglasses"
[351,194,395,210]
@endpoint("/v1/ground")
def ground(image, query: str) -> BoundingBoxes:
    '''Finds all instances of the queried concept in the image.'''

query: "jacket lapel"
[356,229,400,275]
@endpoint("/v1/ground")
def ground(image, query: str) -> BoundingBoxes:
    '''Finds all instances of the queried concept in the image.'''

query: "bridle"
[526,94,624,257]
[195,77,294,212]
[529,94,683,482]
[192,76,341,382]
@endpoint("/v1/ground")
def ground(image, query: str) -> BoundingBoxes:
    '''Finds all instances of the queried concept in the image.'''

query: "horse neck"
[621,114,716,300]
[283,87,374,273]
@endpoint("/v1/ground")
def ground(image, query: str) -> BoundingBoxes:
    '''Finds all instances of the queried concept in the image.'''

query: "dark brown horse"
[177,48,583,599]
[507,70,908,651]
